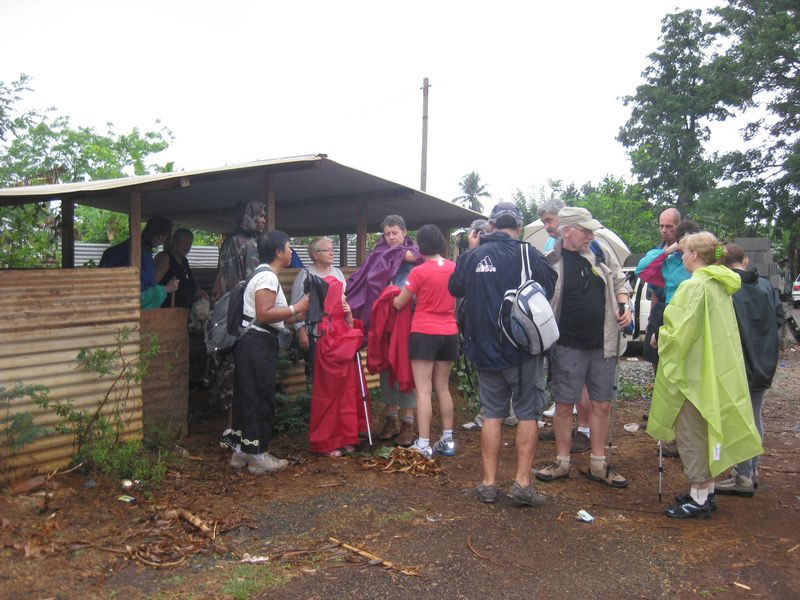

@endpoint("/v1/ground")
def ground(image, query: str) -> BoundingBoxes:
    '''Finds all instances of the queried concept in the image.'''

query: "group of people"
[100,199,782,520]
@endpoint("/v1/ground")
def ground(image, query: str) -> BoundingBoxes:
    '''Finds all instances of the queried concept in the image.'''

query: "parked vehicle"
[792,274,800,308]
[623,267,651,352]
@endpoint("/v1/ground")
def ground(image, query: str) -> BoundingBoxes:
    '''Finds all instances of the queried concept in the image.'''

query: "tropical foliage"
[453,171,490,213]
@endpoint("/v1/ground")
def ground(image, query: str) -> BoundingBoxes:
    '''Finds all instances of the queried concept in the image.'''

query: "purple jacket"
[346,236,423,332]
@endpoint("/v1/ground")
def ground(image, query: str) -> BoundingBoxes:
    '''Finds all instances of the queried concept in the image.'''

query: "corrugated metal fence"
[0,268,142,481]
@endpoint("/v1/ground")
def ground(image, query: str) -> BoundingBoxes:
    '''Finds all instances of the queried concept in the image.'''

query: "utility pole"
[420,77,430,192]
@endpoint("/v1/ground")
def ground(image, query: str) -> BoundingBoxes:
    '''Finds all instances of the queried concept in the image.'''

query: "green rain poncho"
[646,265,762,477]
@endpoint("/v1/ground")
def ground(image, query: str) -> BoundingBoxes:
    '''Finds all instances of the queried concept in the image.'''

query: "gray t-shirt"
[290,265,346,330]
[243,265,287,332]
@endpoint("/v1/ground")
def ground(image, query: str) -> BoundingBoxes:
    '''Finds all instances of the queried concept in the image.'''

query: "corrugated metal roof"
[0,267,142,481]
[0,155,482,236]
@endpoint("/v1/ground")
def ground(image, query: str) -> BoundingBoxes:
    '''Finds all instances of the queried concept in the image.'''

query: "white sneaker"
[247,452,288,474]
[230,452,248,469]
[543,403,556,418]
[573,405,578,415]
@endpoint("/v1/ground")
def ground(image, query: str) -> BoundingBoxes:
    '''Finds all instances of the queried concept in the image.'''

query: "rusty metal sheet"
[0,267,142,481]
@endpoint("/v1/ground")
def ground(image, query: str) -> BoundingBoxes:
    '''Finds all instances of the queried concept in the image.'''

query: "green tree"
[0,74,173,266]
[453,171,490,213]
[617,10,733,212]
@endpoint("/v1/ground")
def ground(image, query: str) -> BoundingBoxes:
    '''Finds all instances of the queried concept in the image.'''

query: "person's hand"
[293,293,310,318]
[649,334,658,349]
[343,300,354,328]
[404,250,417,263]
[165,277,179,294]
[197,289,210,301]
[664,242,680,254]
[616,304,632,329]
[297,328,310,351]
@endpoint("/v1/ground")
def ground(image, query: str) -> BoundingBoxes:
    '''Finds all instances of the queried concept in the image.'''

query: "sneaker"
[570,430,591,453]
[507,481,547,507]
[585,463,629,488]
[220,429,236,451]
[229,452,248,469]
[410,440,433,459]
[543,403,556,418]
[676,493,717,512]
[462,418,482,431]
[475,483,499,504]
[247,452,288,474]
[533,459,570,482]
[715,469,754,497]
[664,497,712,519]
[433,437,456,457]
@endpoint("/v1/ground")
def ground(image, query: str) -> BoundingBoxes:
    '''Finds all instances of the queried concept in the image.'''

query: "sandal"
[342,445,356,453]
[323,449,342,457]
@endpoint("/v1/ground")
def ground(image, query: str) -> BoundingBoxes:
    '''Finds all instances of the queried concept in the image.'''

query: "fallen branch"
[466,533,502,567]
[328,537,419,576]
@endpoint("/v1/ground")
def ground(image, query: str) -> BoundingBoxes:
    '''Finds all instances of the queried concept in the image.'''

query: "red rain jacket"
[367,286,414,393]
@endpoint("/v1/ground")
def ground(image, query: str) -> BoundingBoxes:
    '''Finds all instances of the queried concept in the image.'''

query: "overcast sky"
[2,0,719,211]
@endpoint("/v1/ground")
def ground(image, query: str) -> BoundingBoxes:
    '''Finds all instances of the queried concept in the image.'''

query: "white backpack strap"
[520,243,531,283]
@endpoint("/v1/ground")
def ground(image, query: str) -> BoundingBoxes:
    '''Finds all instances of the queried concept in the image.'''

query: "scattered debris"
[733,582,751,590]
[359,447,445,477]
[787,544,799,553]
[82,480,96,489]
[623,423,640,433]
[117,495,136,504]
[576,510,595,523]
[328,536,419,576]
[10,475,47,495]
[240,553,270,564]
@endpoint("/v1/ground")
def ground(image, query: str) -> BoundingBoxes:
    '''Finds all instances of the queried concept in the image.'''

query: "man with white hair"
[534,207,633,487]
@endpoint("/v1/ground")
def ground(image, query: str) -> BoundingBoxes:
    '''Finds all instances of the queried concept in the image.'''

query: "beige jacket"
[545,238,631,358]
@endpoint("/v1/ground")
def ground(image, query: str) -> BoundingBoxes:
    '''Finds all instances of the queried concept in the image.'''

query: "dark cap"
[488,202,523,227]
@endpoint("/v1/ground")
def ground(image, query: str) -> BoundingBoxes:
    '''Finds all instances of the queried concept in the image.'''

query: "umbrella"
[523,219,631,266]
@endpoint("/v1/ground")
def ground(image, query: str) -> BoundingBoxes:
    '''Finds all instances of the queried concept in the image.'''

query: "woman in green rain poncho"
[646,232,762,519]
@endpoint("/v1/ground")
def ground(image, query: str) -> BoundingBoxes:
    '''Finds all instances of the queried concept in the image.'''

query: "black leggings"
[232,329,278,454]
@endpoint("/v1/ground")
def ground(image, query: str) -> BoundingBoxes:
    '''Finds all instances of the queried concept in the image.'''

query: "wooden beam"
[258,173,276,231]
[356,200,368,266]
[129,191,142,273]
[61,199,75,268]
[339,232,348,267]
[442,227,451,259]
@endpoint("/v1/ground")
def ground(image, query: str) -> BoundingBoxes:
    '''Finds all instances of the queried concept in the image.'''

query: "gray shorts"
[478,357,546,421]
[549,344,615,404]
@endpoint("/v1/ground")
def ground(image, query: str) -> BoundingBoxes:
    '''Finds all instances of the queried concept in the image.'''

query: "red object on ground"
[309,277,370,453]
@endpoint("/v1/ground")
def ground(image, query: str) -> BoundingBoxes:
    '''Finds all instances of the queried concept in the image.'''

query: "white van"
[623,267,651,351]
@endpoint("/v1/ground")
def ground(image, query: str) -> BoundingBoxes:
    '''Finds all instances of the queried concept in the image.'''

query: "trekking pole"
[606,304,625,480]
[658,440,663,503]
[355,350,373,446]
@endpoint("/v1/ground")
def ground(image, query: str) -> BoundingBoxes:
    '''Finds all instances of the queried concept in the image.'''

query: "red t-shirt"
[404,258,458,335]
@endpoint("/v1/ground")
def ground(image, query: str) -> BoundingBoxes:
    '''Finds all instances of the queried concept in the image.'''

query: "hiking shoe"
[715,469,754,497]
[507,481,547,507]
[229,452,248,469]
[570,430,591,453]
[585,464,629,488]
[664,497,712,519]
[395,420,415,447]
[462,418,482,431]
[660,441,679,458]
[533,459,570,482]
[433,437,456,457]
[543,403,556,418]
[247,452,288,474]
[377,415,400,440]
[410,440,433,459]
[676,493,717,512]
[475,483,499,504]
[220,429,236,451]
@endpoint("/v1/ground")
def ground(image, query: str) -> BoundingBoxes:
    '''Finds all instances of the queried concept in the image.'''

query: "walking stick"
[355,350,373,447]
[658,440,664,503]
[606,304,625,480]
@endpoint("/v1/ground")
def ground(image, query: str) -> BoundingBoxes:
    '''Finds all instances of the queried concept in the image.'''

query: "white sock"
[442,429,453,441]
[690,484,709,505]
[416,437,430,448]
[577,426,591,437]
[708,482,715,494]
[590,454,605,473]
[222,428,232,436]
[557,455,571,466]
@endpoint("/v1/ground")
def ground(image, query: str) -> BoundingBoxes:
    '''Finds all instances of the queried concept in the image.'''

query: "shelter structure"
[0,154,481,479]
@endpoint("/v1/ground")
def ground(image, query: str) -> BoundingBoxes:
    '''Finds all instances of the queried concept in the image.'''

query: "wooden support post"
[356,200,367,266]
[129,191,142,272]
[339,232,348,267]
[61,199,75,268]
[442,227,451,259]
[258,173,276,231]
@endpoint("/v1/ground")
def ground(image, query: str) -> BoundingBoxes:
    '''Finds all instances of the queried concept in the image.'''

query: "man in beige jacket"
[534,207,633,487]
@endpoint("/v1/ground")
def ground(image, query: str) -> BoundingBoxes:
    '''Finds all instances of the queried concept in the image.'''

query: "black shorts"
[408,333,459,362]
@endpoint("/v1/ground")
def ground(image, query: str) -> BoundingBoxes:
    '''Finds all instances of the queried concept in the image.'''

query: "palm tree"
[453,171,490,213]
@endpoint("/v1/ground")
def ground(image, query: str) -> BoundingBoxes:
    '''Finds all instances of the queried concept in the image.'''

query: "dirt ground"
[2,305,799,600]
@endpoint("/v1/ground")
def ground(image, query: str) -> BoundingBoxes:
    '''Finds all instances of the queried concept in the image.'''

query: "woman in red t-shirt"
[393,224,458,458]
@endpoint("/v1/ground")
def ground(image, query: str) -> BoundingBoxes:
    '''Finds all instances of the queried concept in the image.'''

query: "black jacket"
[732,268,784,392]
[449,232,556,371]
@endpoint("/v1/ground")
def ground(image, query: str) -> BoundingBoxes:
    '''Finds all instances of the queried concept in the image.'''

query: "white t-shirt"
[243,265,287,332]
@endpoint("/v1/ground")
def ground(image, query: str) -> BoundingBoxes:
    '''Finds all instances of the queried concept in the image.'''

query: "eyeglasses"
[314,248,334,253]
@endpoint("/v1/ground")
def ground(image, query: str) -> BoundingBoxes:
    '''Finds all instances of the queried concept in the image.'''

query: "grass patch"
[375,509,415,527]
[220,564,290,599]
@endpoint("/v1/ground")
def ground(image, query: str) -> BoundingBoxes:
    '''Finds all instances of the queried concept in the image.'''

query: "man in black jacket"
[449,203,556,506]
[717,243,785,496]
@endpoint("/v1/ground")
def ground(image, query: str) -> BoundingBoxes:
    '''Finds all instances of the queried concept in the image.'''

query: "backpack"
[498,244,559,355]
[205,265,271,355]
